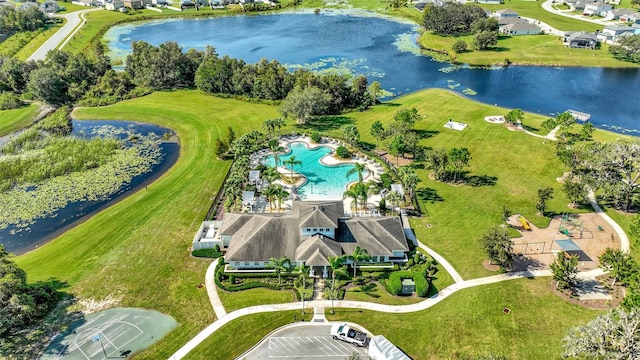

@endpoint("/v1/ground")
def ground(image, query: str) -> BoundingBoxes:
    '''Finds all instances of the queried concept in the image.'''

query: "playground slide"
[519,217,531,230]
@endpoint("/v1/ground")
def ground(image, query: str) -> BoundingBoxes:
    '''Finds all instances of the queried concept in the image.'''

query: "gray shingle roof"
[225,216,299,262]
[296,234,343,266]
[297,201,342,228]
[338,217,409,256]
[500,22,541,32]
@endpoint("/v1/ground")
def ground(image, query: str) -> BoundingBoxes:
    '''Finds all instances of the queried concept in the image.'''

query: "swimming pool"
[262,142,366,200]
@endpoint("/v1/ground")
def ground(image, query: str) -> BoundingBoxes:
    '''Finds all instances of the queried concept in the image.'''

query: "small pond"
[0,121,179,255]
[104,10,640,134]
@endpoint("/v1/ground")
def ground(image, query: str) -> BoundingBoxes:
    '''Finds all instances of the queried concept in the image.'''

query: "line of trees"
[0,6,48,35]
[422,3,498,51]
[609,34,640,64]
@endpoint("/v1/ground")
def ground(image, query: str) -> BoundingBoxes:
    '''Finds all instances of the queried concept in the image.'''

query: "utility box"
[401,279,415,295]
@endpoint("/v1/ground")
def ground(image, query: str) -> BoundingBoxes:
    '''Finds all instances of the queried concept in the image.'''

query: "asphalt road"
[27,8,101,62]
[241,324,370,360]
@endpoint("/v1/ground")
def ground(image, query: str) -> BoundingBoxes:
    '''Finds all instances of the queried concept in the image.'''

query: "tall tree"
[399,167,421,200]
[347,162,367,184]
[283,155,302,181]
[279,86,330,124]
[344,186,360,214]
[370,120,385,149]
[540,118,557,144]
[343,246,372,277]
[562,308,640,359]
[266,256,291,284]
[550,251,579,289]
[386,190,404,215]
[504,109,524,126]
[599,248,638,286]
[342,124,360,146]
[477,227,513,269]
[328,256,349,314]
[425,148,449,181]
[394,108,421,131]
[448,147,471,183]
[536,187,554,215]
[268,138,284,168]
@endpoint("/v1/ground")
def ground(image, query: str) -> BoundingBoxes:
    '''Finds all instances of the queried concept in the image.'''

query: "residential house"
[105,0,124,10]
[583,2,612,16]
[39,0,59,14]
[568,0,597,13]
[620,12,640,24]
[564,31,599,49]
[598,24,637,43]
[123,0,143,8]
[604,8,638,21]
[71,0,101,6]
[492,8,519,19]
[19,1,39,10]
[196,201,410,277]
[500,22,542,35]
[475,0,503,4]
[414,0,445,11]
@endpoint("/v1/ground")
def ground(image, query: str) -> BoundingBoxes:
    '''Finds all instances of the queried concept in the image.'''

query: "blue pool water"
[262,142,367,200]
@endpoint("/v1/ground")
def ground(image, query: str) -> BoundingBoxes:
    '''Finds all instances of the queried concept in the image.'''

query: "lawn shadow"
[466,174,498,187]
[522,124,540,133]
[416,187,444,203]
[378,102,402,107]
[297,116,352,132]
[413,129,439,139]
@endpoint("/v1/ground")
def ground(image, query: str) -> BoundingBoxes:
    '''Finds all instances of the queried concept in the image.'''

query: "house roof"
[500,22,541,32]
[566,31,598,41]
[610,9,637,16]
[296,201,342,228]
[495,8,518,15]
[225,215,299,262]
[605,25,633,31]
[338,217,409,256]
[295,234,343,266]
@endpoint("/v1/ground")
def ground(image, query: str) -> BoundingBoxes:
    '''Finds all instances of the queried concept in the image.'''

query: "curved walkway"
[205,258,227,318]
[27,8,101,62]
[588,191,630,252]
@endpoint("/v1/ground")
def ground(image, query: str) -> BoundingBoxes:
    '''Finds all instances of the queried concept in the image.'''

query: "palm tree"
[346,162,367,184]
[283,155,302,182]
[266,256,291,284]
[269,139,284,168]
[276,186,289,212]
[328,256,349,314]
[343,246,372,277]
[295,264,311,315]
[263,166,280,184]
[344,187,359,214]
[273,117,285,135]
[263,184,280,211]
[386,191,403,215]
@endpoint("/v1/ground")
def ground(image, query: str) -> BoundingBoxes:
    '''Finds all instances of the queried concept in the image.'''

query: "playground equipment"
[519,216,531,230]
[558,213,587,238]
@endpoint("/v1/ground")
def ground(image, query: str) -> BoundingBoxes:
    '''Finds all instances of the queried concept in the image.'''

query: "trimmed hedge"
[192,248,223,258]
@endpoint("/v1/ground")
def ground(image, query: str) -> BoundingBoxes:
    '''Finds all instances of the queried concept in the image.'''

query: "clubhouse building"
[194,201,410,277]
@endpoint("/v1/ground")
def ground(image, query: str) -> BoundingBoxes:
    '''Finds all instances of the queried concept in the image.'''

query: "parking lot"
[241,324,370,360]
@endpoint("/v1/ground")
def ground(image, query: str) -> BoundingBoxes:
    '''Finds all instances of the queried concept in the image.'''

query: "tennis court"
[41,307,178,360]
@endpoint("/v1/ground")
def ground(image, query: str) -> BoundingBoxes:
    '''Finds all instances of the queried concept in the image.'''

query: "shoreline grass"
[0,104,40,137]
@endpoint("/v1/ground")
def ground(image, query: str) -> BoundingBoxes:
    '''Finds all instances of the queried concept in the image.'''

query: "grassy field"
[15,90,280,359]
[184,310,313,359]
[0,103,40,137]
[218,288,297,312]
[327,277,603,359]
[420,33,636,67]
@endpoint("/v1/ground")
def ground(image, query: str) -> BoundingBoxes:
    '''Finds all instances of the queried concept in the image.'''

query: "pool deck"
[248,134,386,213]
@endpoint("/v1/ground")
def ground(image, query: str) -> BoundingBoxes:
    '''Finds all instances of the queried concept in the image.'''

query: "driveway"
[239,324,370,360]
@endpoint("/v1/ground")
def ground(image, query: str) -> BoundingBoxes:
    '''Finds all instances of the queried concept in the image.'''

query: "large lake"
[105,10,640,134]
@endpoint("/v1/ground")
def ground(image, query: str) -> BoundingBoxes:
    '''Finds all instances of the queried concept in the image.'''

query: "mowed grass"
[184,310,313,359]
[338,89,629,279]
[15,90,280,359]
[420,33,636,67]
[218,288,297,312]
[327,277,603,359]
[0,103,40,136]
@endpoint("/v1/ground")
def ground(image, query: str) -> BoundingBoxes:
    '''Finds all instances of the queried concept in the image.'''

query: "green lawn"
[420,33,636,67]
[218,287,297,312]
[0,103,40,137]
[184,310,313,359]
[328,277,603,359]
[15,90,280,359]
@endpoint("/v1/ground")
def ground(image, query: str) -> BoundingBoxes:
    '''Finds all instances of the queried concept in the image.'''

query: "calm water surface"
[104,10,640,133]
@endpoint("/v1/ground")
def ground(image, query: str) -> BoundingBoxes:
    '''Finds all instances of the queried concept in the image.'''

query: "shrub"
[387,270,430,297]
[229,274,235,284]
[452,40,468,54]
[192,248,223,258]
[310,132,322,143]
[414,273,430,297]
[335,145,351,159]
[0,91,23,110]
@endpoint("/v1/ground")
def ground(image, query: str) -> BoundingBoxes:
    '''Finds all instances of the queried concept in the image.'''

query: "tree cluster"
[422,3,488,36]
[0,6,48,35]
[477,226,513,269]
[424,147,471,183]
[369,108,424,165]
[126,41,203,90]
[609,34,640,64]
[0,245,60,336]
[599,247,640,310]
